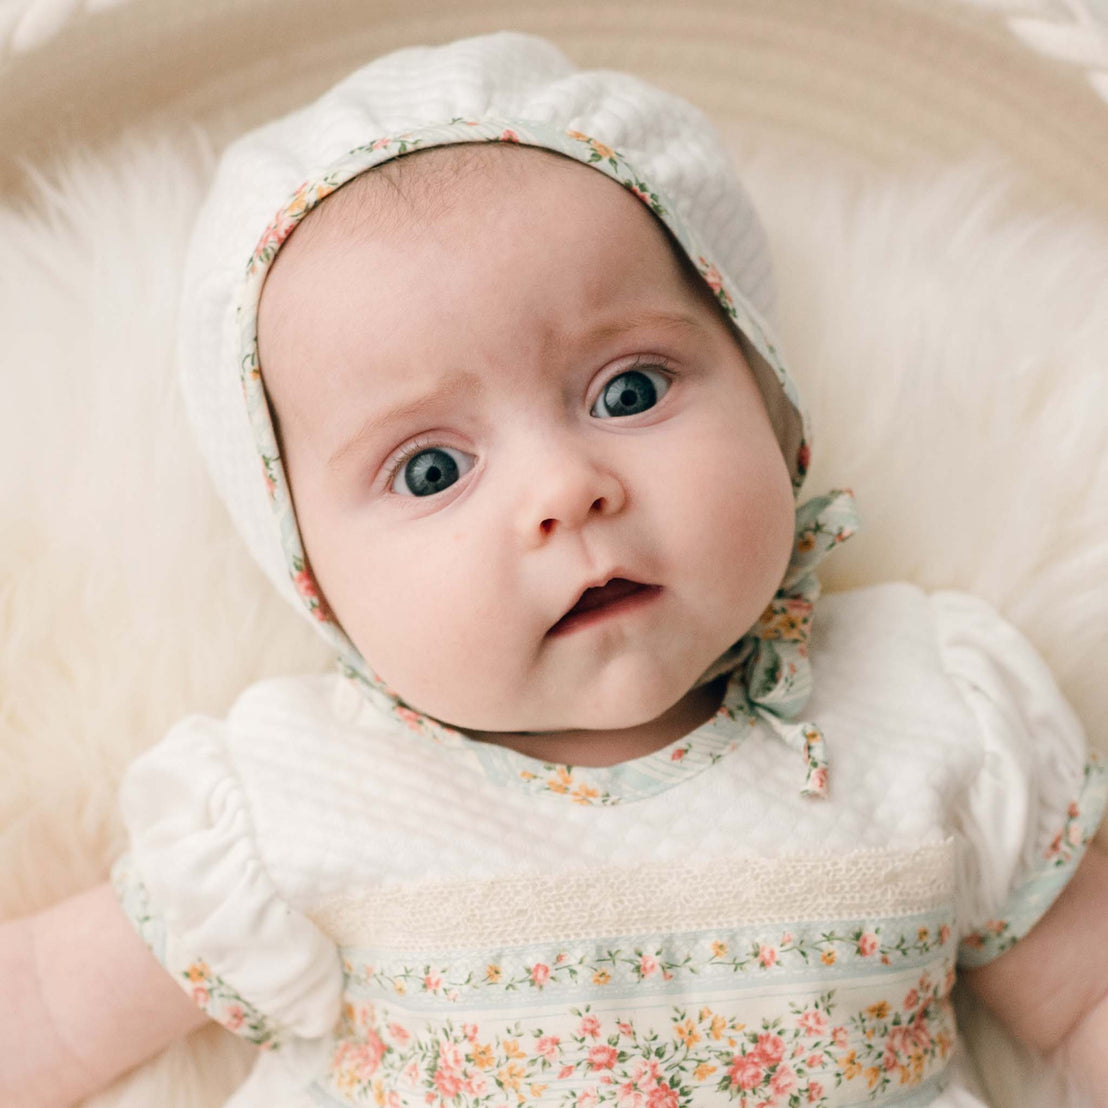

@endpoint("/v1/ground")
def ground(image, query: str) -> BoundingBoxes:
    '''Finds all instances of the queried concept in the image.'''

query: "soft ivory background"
[1,1,1107,1106]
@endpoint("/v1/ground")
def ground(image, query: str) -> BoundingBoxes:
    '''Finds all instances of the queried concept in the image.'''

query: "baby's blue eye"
[591,367,669,419]
[392,447,473,497]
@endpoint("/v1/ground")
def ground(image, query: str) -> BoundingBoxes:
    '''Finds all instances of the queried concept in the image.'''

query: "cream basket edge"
[2,0,1108,213]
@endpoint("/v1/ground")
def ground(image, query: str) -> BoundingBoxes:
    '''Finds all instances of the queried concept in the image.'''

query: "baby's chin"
[435,672,716,739]
[372,638,735,740]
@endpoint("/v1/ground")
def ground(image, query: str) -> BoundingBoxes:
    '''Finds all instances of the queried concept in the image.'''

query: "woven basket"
[3,0,1107,215]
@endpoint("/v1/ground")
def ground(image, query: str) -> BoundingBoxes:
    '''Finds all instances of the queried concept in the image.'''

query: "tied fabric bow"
[715,489,860,799]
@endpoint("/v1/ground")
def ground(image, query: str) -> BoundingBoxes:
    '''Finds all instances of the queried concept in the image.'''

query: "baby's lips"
[547,576,660,636]
[570,577,648,615]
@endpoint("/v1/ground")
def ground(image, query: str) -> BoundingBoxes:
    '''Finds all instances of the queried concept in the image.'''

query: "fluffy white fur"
[2,130,1106,1107]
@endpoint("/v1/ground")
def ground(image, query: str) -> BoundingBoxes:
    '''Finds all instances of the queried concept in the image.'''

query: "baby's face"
[259,146,794,737]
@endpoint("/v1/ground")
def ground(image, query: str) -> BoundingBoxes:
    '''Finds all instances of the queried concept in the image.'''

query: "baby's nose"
[517,440,626,546]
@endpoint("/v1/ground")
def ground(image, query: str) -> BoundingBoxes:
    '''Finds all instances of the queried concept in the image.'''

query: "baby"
[4,30,1108,1108]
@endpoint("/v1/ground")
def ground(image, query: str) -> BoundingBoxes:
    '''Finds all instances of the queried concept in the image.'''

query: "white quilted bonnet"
[177,30,816,674]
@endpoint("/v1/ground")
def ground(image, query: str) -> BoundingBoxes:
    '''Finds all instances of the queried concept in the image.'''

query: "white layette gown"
[112,583,1106,1108]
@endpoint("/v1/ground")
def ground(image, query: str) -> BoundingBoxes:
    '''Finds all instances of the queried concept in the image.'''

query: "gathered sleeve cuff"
[930,591,1107,968]
[110,715,342,1047]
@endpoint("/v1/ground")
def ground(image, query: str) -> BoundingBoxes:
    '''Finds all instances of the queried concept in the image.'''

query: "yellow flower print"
[530,1086,548,1098]
[471,1043,494,1069]
[711,941,728,958]
[392,978,406,995]
[572,783,600,805]
[547,767,573,794]
[820,948,836,966]
[783,614,806,638]
[520,770,536,781]
[866,1001,890,1020]
[498,1061,525,1092]
[502,1038,526,1060]
[285,181,314,220]
[865,1066,882,1089]
[842,1050,862,1080]
[674,1019,701,1047]
[185,961,210,983]
[565,129,614,160]
[372,1079,386,1106]
[592,969,611,985]
[694,1063,717,1081]
[758,600,811,642]
[710,1014,728,1041]
[917,927,930,943]
[486,964,501,983]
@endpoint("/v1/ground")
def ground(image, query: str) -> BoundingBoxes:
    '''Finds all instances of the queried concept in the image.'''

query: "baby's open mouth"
[547,578,662,636]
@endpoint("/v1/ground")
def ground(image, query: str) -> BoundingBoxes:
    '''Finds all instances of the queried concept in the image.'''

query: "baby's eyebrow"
[326,370,482,472]
[582,308,703,345]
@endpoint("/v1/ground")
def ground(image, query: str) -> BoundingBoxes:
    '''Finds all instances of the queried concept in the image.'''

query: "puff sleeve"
[931,591,1108,968]
[110,715,343,1048]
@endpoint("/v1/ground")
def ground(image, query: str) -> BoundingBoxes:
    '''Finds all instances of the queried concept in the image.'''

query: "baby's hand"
[965,840,1108,1100]
[0,882,209,1107]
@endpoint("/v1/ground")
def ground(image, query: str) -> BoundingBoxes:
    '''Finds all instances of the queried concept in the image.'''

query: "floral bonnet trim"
[235,116,857,792]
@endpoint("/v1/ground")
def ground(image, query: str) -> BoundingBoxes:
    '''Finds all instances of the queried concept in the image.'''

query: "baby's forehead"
[256,141,732,447]
[266,140,712,331]
[289,142,587,248]
[259,140,712,352]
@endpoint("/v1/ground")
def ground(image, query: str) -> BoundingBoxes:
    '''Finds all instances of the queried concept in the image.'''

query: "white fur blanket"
[1,129,1106,1107]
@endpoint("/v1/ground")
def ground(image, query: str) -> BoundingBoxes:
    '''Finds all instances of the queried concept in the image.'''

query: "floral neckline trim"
[387,666,757,807]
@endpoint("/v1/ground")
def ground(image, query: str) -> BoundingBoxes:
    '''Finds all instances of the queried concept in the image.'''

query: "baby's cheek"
[365,566,511,713]
[700,465,792,613]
